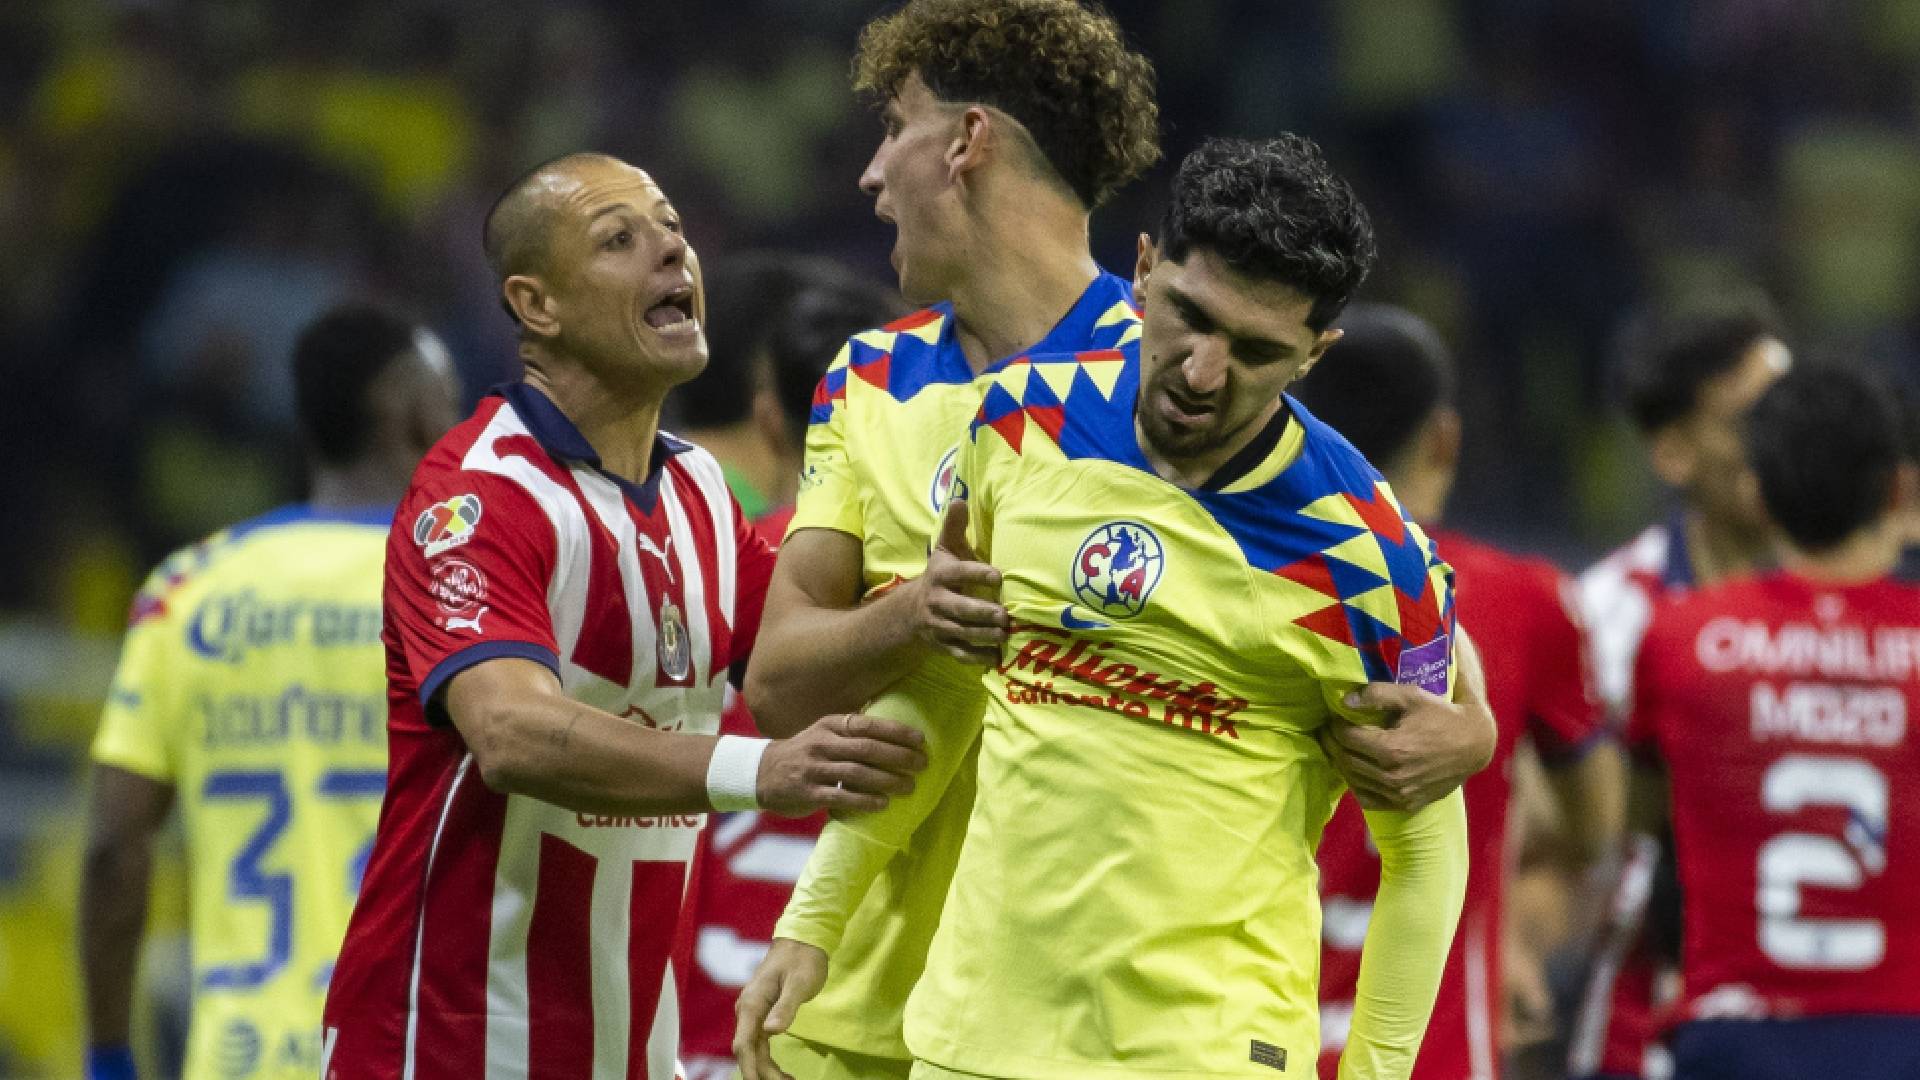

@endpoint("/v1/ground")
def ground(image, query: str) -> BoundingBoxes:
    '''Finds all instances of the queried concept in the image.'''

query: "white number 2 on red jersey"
[1758,754,1888,970]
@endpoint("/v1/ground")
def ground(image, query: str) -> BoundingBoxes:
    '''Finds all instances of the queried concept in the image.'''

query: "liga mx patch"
[1396,633,1450,696]
[413,494,482,557]
[1250,1039,1287,1071]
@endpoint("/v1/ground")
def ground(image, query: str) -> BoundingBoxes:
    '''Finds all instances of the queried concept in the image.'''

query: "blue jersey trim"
[863,271,1135,406]
[419,640,562,724]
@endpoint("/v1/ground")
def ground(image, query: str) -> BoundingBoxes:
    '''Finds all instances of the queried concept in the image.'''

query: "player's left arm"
[1339,789,1470,1080]
[1324,623,1495,811]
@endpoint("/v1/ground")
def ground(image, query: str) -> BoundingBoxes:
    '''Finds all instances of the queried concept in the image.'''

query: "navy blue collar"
[493,381,692,513]
[1663,508,1697,589]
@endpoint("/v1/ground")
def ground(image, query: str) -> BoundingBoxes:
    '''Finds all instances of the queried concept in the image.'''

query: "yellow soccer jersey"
[913,347,1458,1078]
[782,273,1140,1057]
[92,504,392,1079]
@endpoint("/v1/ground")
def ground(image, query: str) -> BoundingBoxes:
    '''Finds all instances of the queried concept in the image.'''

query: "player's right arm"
[443,657,926,816]
[733,656,988,1080]
[81,563,187,1080]
[743,346,1006,736]
[80,766,173,1080]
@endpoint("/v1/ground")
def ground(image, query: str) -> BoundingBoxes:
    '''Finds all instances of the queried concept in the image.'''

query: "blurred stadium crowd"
[2,0,1920,1076]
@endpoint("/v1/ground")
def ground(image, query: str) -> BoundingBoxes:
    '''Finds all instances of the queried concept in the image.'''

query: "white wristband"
[705,735,768,811]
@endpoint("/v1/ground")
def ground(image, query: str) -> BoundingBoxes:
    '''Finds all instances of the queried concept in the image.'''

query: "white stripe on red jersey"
[323,386,773,1080]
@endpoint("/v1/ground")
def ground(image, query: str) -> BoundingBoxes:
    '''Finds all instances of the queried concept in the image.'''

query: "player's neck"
[948,204,1099,374]
[1782,518,1902,586]
[522,363,665,485]
[1685,511,1771,585]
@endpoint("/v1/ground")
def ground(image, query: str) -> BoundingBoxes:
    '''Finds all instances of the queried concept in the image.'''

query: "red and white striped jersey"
[322,383,775,1080]
[1570,518,1696,1078]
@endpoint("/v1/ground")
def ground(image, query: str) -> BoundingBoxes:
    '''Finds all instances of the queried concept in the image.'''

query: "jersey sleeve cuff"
[421,641,562,716]
[1532,725,1611,766]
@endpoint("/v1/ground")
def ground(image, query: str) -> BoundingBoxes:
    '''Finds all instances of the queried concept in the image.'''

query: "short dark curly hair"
[1745,364,1905,552]
[853,0,1159,209]
[1158,136,1377,331]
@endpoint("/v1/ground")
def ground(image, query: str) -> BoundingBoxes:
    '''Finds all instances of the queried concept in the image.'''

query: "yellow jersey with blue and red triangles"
[779,272,1140,1058]
[896,344,1459,1078]
[91,505,392,1080]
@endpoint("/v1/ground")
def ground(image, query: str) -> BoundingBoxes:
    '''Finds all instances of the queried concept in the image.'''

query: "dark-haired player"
[679,253,909,533]
[745,137,1469,1080]
[1297,305,1614,1080]
[1624,364,1920,1080]
[742,8,1495,1076]
[318,153,927,1079]
[1571,297,1791,1080]
[81,305,461,1080]
[675,255,907,1079]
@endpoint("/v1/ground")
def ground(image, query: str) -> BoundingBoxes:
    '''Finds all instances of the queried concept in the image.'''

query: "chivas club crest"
[657,599,691,680]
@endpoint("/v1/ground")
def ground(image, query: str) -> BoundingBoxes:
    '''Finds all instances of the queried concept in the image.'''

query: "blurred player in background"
[1296,305,1617,1080]
[318,153,926,1080]
[745,135,1470,1080]
[1571,297,1791,1080]
[679,253,909,537]
[675,253,907,1080]
[1625,363,1920,1080]
[744,6,1494,1075]
[80,304,461,1080]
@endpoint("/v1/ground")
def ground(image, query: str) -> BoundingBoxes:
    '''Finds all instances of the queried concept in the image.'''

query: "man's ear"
[1133,234,1158,297]
[1647,425,1698,489]
[1291,327,1344,384]
[503,275,559,339]
[1425,406,1463,475]
[947,106,993,182]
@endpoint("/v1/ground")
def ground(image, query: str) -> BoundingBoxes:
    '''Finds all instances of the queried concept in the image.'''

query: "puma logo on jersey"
[447,607,488,635]
[637,532,675,582]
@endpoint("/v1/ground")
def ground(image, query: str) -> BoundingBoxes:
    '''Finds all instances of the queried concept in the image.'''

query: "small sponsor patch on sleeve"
[1396,632,1451,696]
[413,494,483,557]
[1250,1039,1288,1071]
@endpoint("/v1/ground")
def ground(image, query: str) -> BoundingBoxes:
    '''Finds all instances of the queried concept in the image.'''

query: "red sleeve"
[726,501,780,671]
[386,472,561,718]
[1527,565,1607,761]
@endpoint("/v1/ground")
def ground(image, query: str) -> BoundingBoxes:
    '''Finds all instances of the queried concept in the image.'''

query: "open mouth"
[1160,392,1216,426]
[643,285,698,334]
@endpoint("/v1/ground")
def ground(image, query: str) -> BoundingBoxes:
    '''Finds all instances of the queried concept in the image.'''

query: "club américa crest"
[1070,521,1166,620]
[657,599,691,680]
[929,446,964,512]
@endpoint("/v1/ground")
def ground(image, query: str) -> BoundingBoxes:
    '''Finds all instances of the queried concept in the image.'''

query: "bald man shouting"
[320,153,926,1080]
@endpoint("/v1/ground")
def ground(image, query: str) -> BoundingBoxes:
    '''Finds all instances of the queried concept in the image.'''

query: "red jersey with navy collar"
[1317,530,1602,1080]
[322,384,775,1080]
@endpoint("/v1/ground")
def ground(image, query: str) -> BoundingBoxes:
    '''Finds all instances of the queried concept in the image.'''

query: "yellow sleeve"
[90,573,187,782]
[774,655,987,954]
[787,343,863,539]
[1338,789,1470,1080]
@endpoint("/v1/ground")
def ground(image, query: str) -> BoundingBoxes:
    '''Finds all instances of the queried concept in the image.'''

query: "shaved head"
[482,151,628,281]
